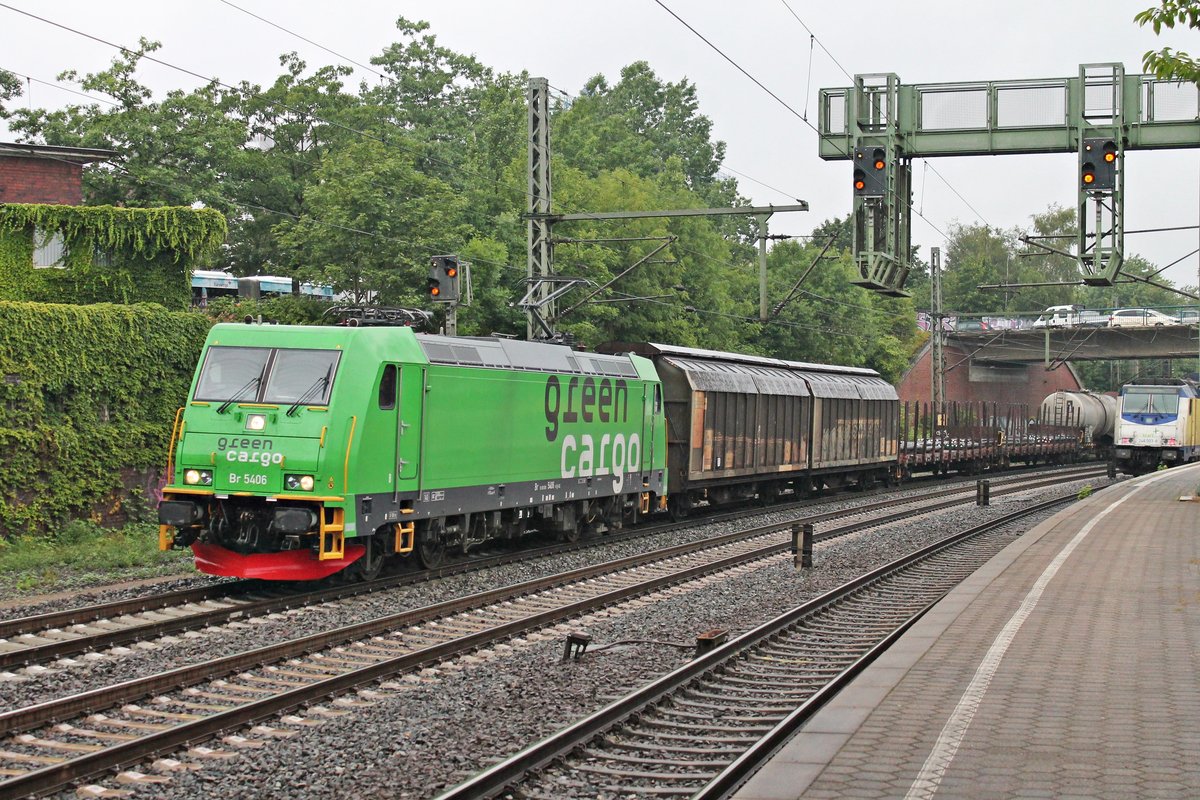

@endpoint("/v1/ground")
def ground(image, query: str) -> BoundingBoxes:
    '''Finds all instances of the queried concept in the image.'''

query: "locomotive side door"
[395,365,424,487]
[644,382,662,481]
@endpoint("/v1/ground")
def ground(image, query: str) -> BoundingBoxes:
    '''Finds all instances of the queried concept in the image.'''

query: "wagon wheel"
[668,495,690,521]
[350,532,386,582]
[416,519,447,569]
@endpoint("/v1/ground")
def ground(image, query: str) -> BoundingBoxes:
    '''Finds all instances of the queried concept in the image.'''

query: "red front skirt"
[192,542,365,581]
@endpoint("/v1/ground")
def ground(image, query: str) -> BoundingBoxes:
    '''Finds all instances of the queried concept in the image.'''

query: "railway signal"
[853,146,886,197]
[1081,138,1117,192]
[429,255,461,303]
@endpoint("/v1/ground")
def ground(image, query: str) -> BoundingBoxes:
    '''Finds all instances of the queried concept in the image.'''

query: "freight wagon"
[597,343,899,516]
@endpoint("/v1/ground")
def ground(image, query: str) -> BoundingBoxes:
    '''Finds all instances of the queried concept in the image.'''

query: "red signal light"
[430,285,440,296]
[1082,170,1095,185]
[854,178,866,190]
[446,265,458,278]
[1103,151,1116,163]
[873,159,885,170]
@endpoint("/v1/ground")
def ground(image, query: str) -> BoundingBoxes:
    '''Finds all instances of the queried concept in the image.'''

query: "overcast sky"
[2,0,1197,294]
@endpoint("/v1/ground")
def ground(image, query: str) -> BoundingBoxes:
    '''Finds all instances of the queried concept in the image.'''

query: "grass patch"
[0,520,194,595]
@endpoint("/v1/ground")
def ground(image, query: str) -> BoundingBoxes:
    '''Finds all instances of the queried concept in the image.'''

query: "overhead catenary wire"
[650,0,955,243]
[215,0,389,82]
[0,1,622,229]
[207,0,856,313]
[3,4,897,328]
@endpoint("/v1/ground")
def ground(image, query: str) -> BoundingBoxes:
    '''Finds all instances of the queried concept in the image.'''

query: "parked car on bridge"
[1031,305,1108,328]
[1107,308,1181,327]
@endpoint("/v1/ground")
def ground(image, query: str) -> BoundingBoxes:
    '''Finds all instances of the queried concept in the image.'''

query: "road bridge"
[949,324,1200,365]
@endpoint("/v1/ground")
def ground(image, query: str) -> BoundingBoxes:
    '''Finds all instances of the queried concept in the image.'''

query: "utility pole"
[930,246,945,411]
[523,78,807,338]
[757,213,769,321]
[527,78,552,341]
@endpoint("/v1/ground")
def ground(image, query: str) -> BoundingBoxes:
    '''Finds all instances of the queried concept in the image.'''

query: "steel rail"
[0,465,1103,669]
[435,494,1080,800]
[0,476,1093,799]
[0,467,1101,732]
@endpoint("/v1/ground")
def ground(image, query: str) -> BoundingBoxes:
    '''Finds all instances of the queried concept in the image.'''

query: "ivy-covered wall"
[0,205,227,309]
[0,301,212,535]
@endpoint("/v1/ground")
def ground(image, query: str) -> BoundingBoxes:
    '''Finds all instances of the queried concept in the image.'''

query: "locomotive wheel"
[417,519,447,569]
[561,518,582,543]
[351,534,386,581]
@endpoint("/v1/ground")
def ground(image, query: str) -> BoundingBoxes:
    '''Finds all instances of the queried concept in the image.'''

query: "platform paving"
[733,463,1200,800]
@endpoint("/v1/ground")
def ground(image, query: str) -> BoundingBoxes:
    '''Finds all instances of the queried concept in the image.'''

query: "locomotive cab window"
[654,384,662,413]
[194,346,340,406]
[194,347,271,402]
[379,365,397,410]
[1122,389,1179,415]
[264,349,339,405]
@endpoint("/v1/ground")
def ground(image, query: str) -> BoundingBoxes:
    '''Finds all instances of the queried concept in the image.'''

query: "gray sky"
[2,0,1197,295]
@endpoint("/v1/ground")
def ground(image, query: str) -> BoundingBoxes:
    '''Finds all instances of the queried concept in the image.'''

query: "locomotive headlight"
[184,469,213,486]
[285,474,315,491]
[246,413,267,431]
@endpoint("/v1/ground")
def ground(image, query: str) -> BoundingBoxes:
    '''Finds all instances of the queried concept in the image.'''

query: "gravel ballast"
[28,472,1116,800]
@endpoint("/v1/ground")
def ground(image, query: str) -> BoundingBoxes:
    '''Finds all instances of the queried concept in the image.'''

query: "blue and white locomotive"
[1113,379,1200,474]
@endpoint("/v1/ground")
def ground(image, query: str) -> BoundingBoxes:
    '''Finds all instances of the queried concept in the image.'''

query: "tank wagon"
[158,324,668,580]
[1113,379,1200,474]
[1039,390,1118,445]
[597,343,900,516]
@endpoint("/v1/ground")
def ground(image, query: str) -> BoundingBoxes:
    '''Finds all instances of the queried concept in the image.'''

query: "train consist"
[157,324,1097,582]
[1113,379,1200,474]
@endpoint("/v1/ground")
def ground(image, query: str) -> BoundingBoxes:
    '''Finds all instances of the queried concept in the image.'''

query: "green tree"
[275,139,470,306]
[1012,204,1082,313]
[941,223,1016,313]
[0,69,21,118]
[554,62,741,212]
[1135,1,1200,84]
[221,53,362,276]
[9,40,245,212]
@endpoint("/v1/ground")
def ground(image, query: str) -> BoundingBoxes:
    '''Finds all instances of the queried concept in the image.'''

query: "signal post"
[428,255,468,336]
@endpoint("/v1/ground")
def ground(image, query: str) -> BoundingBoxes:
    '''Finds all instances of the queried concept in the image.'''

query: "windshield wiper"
[286,365,332,417]
[217,376,262,414]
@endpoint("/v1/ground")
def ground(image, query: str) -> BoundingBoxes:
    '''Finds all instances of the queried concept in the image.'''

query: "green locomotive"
[158,323,669,580]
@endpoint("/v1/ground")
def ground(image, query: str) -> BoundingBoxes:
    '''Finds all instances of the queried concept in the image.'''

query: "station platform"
[734,462,1200,800]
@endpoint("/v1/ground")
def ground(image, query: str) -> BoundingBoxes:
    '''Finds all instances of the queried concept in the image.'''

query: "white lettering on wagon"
[560,433,641,493]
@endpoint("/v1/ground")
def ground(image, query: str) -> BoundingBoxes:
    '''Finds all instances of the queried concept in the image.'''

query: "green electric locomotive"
[158,323,669,580]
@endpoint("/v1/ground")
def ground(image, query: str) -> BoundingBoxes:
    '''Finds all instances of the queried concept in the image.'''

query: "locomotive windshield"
[1122,389,1179,415]
[195,346,340,406]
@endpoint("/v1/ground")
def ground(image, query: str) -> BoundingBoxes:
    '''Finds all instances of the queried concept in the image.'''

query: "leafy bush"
[0,301,211,535]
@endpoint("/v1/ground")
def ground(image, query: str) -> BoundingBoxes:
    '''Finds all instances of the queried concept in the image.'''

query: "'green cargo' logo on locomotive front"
[545,375,641,492]
[216,436,283,465]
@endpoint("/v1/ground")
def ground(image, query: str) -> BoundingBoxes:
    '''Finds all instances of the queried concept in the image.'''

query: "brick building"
[0,141,115,205]
[898,340,1084,410]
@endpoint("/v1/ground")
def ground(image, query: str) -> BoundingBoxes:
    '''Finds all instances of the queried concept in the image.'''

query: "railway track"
[0,469,1100,798]
[436,494,1082,800]
[0,465,1105,671]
